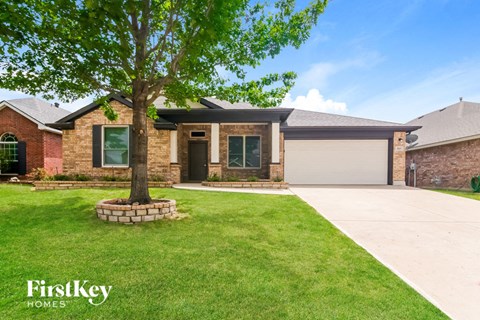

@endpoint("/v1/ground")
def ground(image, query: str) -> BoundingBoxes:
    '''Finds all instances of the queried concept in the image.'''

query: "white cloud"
[295,51,384,92]
[280,88,348,114]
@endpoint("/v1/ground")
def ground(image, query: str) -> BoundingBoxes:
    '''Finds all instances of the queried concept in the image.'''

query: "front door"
[188,141,208,181]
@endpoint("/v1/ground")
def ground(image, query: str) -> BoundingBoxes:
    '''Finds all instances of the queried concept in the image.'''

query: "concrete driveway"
[291,185,480,320]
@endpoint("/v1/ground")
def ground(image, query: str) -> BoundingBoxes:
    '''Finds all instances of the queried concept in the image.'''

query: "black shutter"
[17,141,26,175]
[92,125,102,167]
[129,125,134,167]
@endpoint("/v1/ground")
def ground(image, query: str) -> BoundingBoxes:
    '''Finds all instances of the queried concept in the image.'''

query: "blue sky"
[2,0,480,123]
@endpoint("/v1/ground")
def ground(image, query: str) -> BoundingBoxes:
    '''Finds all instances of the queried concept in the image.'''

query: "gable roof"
[51,94,177,130]
[406,100,480,149]
[0,97,70,134]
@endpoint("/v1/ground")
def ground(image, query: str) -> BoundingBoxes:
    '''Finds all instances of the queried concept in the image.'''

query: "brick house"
[0,98,70,176]
[49,95,418,185]
[406,99,480,189]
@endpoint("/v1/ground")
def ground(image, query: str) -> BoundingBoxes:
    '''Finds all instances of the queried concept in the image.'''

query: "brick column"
[208,163,222,178]
[169,163,181,184]
[393,131,406,186]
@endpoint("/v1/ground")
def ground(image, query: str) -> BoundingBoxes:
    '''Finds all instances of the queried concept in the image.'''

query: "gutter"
[281,125,422,132]
[407,133,480,151]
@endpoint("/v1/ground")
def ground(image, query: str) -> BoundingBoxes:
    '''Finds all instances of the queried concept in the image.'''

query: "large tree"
[0,0,327,204]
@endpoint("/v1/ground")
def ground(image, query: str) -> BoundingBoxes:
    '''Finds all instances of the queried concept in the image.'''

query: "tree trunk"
[128,82,151,204]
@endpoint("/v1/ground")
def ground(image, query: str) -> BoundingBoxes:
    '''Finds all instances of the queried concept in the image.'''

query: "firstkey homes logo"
[27,280,112,308]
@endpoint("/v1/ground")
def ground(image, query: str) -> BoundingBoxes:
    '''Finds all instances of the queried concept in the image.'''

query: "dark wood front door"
[188,141,208,181]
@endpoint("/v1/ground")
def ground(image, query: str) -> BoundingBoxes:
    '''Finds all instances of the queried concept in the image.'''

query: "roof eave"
[46,122,75,130]
[157,108,294,123]
[281,125,422,132]
[56,94,131,123]
[199,98,223,109]
[407,133,480,151]
[153,122,177,130]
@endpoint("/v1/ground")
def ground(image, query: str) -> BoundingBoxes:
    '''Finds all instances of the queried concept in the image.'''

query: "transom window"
[228,136,261,168]
[103,127,129,166]
[190,131,206,138]
[0,132,18,162]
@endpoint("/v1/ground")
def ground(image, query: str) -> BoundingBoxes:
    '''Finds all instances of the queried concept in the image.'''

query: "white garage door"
[285,140,388,185]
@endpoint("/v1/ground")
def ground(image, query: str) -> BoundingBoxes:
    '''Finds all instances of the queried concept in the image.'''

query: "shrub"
[73,174,91,181]
[0,150,11,173]
[29,168,50,181]
[206,173,221,182]
[226,175,240,182]
[471,175,480,193]
[102,175,130,182]
[273,176,284,182]
[53,174,71,181]
[149,175,166,182]
[247,176,259,182]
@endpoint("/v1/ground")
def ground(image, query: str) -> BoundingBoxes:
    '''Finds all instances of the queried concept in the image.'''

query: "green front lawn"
[0,185,446,319]
[435,189,480,201]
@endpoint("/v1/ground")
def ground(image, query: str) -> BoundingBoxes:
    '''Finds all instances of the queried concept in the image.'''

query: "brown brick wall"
[43,131,63,174]
[0,106,64,174]
[62,101,172,179]
[219,124,270,179]
[62,102,283,182]
[176,123,276,181]
[393,131,406,184]
[406,139,480,189]
[177,124,211,182]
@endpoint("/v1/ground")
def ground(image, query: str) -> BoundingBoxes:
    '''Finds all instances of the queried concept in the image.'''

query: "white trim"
[407,134,480,151]
[170,130,178,163]
[271,122,280,163]
[102,125,129,168]
[211,123,220,163]
[0,102,62,135]
[227,135,262,169]
[181,123,212,126]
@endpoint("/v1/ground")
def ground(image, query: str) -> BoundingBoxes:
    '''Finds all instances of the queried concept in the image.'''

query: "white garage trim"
[285,140,389,185]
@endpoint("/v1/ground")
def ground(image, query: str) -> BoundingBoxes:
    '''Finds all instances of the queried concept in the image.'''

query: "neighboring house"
[0,98,70,176]
[406,99,480,189]
[49,95,418,185]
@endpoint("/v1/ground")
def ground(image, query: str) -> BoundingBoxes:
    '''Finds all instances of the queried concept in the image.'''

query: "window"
[0,133,18,162]
[0,133,18,174]
[228,136,261,168]
[190,131,206,138]
[103,127,129,166]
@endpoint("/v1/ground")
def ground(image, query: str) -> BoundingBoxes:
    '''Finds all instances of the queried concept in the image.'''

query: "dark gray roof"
[4,97,70,124]
[284,109,409,128]
[201,97,256,110]
[50,94,416,133]
[406,101,480,149]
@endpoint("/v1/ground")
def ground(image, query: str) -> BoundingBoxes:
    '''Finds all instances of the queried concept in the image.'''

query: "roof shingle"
[5,97,70,124]
[406,101,480,149]
[284,109,408,127]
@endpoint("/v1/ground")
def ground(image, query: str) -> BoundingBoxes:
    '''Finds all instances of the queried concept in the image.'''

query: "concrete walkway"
[173,183,294,195]
[290,185,480,320]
